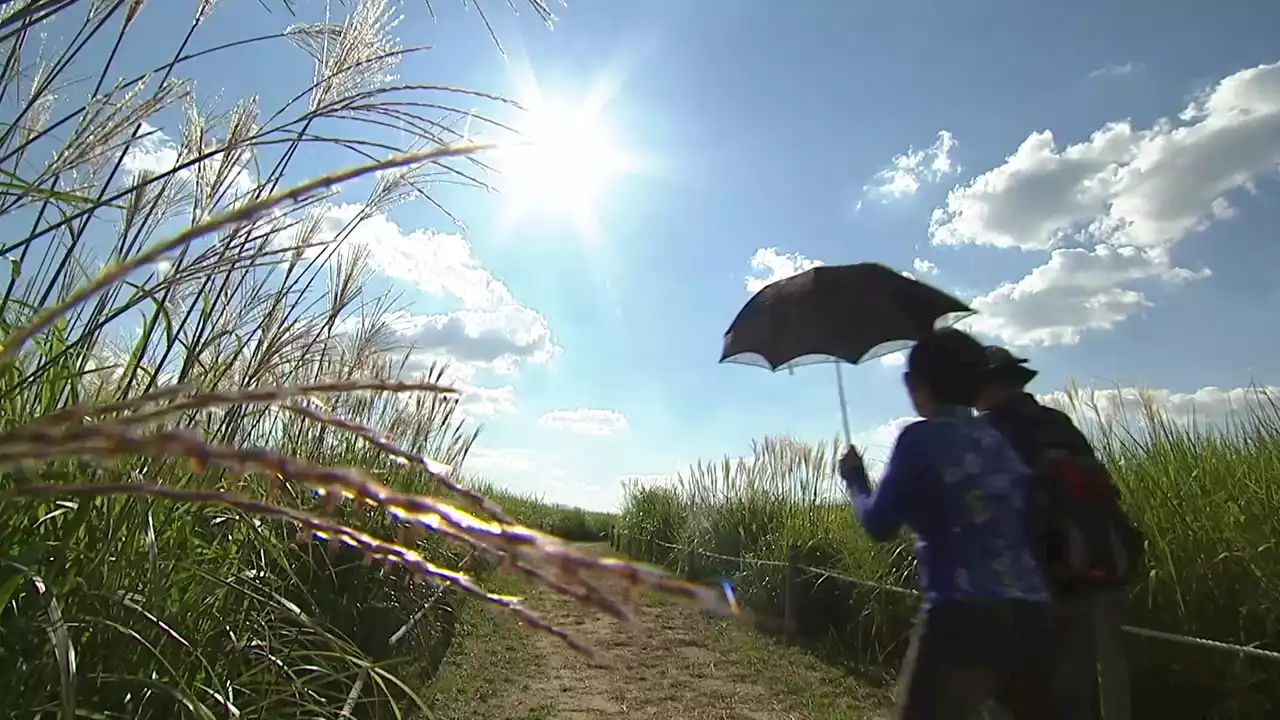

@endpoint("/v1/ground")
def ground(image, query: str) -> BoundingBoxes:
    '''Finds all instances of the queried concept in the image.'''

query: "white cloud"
[849,386,1276,471]
[850,385,1279,475]
[464,447,571,490]
[457,383,516,417]
[912,258,939,275]
[878,352,906,367]
[1091,62,1142,78]
[123,122,255,200]
[425,362,516,418]
[866,130,960,201]
[961,245,1209,346]
[931,61,1280,347]
[1039,385,1280,429]
[462,448,628,509]
[123,124,179,175]
[370,361,514,429]
[744,247,823,293]
[466,447,543,474]
[850,415,920,473]
[319,205,560,374]
[537,408,630,436]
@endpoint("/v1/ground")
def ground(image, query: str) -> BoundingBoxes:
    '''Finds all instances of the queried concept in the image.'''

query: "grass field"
[4,2,1276,719]
[0,1,628,716]
[614,389,1280,720]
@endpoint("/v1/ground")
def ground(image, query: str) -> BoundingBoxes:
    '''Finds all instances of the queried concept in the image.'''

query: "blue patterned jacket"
[842,406,1051,608]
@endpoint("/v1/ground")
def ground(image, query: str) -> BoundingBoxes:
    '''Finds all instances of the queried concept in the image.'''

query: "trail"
[479,572,888,720]
[518,583,788,719]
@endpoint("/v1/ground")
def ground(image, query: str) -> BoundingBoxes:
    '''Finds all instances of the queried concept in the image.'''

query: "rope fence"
[612,530,1280,662]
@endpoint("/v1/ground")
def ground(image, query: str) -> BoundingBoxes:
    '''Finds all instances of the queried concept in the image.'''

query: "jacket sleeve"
[846,422,930,542]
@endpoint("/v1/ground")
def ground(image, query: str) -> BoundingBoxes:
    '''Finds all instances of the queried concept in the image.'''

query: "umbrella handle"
[835,363,851,445]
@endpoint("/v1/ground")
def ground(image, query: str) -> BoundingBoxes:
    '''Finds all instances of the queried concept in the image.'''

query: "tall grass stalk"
[618,387,1280,719]
[0,1,716,717]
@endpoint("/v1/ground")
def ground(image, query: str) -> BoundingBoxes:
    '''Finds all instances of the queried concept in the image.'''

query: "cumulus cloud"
[850,385,1276,474]
[932,61,1280,346]
[455,383,517,417]
[964,245,1209,346]
[537,408,630,436]
[425,361,516,418]
[318,205,560,374]
[744,249,922,293]
[123,122,255,200]
[912,258,939,276]
[123,124,179,175]
[866,130,960,201]
[464,448,630,508]
[744,247,822,293]
[466,447,543,473]
[458,445,563,479]
[851,415,920,470]
[1039,385,1280,429]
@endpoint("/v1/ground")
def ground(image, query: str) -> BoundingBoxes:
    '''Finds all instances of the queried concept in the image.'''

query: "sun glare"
[493,89,636,242]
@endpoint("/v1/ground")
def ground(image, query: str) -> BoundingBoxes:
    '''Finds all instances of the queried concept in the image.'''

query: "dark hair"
[905,328,987,406]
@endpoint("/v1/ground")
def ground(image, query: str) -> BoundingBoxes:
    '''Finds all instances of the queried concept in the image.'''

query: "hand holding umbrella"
[839,444,871,495]
[839,444,865,479]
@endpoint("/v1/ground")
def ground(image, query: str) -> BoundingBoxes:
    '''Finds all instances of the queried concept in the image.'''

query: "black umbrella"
[720,262,974,440]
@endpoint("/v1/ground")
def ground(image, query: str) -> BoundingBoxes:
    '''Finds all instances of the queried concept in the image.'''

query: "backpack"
[992,402,1146,593]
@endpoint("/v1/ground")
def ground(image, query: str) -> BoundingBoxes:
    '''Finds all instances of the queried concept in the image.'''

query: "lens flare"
[720,578,741,617]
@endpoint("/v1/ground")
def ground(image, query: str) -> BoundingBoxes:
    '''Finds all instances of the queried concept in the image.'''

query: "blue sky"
[54,0,1280,510]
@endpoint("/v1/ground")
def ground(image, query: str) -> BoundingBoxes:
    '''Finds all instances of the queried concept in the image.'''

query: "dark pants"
[1053,589,1130,720]
[895,599,1061,720]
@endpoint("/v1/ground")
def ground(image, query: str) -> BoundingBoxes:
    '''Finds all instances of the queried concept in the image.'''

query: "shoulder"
[885,420,948,460]
[1031,405,1097,452]
[894,418,947,446]
[892,418,967,458]
[1040,405,1084,431]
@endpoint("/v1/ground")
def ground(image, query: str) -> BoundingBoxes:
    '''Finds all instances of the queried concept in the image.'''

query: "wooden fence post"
[783,546,799,646]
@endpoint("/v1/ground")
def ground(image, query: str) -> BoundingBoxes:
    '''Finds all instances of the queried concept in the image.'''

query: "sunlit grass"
[0,1,692,717]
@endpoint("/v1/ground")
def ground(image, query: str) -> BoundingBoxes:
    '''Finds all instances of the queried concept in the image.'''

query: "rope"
[1120,625,1280,662]
[613,530,1280,661]
[799,564,921,597]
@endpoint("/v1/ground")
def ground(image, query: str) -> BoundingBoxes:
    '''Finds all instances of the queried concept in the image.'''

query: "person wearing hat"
[976,347,1133,720]
[840,330,1060,719]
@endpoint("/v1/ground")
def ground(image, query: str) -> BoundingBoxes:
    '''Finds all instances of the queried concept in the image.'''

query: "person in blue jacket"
[839,328,1060,720]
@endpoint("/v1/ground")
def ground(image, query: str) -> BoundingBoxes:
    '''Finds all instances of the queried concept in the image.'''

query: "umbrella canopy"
[720,262,974,371]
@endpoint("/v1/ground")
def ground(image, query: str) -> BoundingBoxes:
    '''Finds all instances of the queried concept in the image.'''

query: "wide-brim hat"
[984,345,1039,387]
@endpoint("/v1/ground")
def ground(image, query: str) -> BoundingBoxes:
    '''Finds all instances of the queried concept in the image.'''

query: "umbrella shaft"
[835,363,851,445]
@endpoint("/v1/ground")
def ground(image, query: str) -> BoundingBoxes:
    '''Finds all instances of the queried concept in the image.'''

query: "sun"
[492,90,635,241]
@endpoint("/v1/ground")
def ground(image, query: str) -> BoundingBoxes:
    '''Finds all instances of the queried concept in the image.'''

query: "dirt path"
[515,581,795,719]
[450,568,891,720]
[429,555,889,720]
